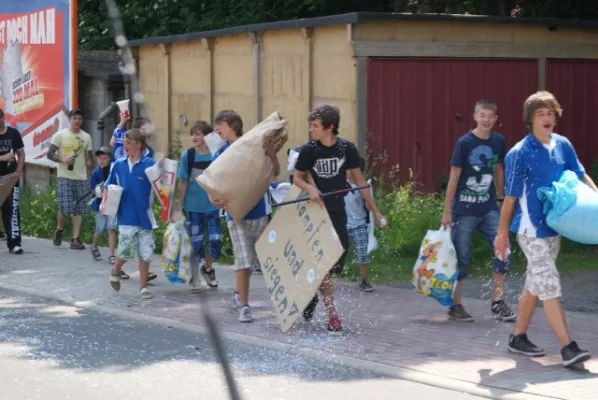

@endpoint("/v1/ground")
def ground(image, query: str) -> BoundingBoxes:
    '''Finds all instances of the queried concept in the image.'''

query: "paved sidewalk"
[1,237,597,400]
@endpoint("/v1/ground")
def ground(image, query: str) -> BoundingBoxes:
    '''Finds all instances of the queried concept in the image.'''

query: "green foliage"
[79,0,597,51]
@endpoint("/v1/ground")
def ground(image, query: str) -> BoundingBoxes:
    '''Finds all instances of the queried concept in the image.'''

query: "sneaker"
[109,269,121,292]
[189,279,201,292]
[562,341,591,367]
[108,255,116,265]
[53,229,63,246]
[448,304,474,322]
[360,280,374,292]
[239,305,253,323]
[491,300,516,322]
[327,315,343,334]
[303,295,319,321]
[0,231,5,240]
[252,263,262,274]
[507,333,545,357]
[70,238,86,250]
[140,287,154,300]
[91,247,102,261]
[9,245,23,255]
[201,266,218,288]
[232,291,242,309]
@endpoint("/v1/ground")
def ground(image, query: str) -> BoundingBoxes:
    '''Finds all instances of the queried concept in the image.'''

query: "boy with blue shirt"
[102,128,160,300]
[442,99,515,323]
[177,120,221,291]
[209,110,280,323]
[111,116,155,161]
[90,146,117,265]
[496,91,598,367]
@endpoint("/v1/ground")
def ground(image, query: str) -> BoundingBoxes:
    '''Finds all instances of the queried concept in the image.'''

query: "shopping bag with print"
[412,226,458,307]
[161,220,192,284]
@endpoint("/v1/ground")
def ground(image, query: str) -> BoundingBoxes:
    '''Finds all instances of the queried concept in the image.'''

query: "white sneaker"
[189,279,200,292]
[239,306,253,323]
[232,291,242,309]
[140,287,153,300]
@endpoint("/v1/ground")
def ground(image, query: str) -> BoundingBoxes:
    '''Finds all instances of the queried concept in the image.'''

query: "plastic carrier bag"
[161,220,192,284]
[412,226,458,307]
[366,179,378,254]
[537,170,598,245]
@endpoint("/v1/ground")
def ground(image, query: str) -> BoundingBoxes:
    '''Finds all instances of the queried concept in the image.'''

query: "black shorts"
[328,210,349,275]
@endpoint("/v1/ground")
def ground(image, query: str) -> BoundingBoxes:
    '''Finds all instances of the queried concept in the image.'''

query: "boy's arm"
[264,138,280,177]
[177,179,188,210]
[442,166,462,227]
[494,196,517,258]
[293,170,320,202]
[583,174,598,192]
[494,163,505,200]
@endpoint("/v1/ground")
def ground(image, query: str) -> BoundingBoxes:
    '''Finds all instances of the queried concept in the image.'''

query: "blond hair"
[124,128,147,150]
[474,99,497,113]
[523,91,563,129]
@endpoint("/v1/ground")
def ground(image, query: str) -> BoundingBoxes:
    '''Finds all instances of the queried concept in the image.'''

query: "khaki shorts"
[117,226,155,263]
[517,235,562,301]
[227,216,268,270]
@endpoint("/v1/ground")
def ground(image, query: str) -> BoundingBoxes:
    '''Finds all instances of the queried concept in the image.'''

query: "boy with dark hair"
[293,105,386,333]
[90,146,118,266]
[345,156,375,292]
[177,120,221,291]
[442,99,515,322]
[103,128,160,300]
[495,91,597,367]
[210,110,280,323]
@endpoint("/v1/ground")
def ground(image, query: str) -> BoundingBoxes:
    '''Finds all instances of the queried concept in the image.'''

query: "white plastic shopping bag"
[412,226,458,307]
[102,184,123,218]
[161,220,192,284]
[366,179,378,254]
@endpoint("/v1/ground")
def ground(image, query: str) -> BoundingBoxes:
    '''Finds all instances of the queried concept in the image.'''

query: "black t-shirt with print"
[294,137,361,212]
[0,126,24,176]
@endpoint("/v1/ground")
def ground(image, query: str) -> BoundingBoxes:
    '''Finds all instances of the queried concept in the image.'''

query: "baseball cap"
[68,108,84,118]
[95,145,113,156]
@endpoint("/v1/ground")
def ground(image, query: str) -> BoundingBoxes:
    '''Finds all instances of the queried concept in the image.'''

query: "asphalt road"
[0,289,486,400]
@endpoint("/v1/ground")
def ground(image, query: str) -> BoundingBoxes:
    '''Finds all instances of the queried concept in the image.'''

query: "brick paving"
[1,237,597,399]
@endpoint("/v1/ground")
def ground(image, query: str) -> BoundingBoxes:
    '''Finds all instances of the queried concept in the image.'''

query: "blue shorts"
[95,213,116,234]
[184,210,222,261]
[451,209,509,281]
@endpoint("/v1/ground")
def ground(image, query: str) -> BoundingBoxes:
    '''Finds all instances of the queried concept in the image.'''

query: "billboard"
[0,0,77,167]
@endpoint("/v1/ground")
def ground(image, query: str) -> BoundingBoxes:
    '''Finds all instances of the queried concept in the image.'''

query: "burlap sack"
[0,173,18,206]
[197,111,288,221]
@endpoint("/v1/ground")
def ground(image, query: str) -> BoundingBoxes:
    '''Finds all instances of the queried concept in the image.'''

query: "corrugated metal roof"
[127,12,598,47]
[78,50,123,80]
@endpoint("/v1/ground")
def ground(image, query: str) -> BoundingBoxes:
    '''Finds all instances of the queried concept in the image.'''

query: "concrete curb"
[0,281,563,400]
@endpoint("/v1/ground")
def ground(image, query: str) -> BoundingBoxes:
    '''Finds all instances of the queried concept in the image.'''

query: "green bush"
[19,180,233,258]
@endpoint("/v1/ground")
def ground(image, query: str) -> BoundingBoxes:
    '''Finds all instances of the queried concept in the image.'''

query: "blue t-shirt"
[213,142,271,221]
[177,148,217,213]
[505,133,585,238]
[450,131,506,216]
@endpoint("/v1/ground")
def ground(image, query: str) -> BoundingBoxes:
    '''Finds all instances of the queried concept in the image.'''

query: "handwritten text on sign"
[256,185,343,332]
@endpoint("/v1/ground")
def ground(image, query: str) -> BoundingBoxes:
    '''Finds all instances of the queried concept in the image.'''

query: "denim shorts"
[95,213,116,234]
[451,209,509,281]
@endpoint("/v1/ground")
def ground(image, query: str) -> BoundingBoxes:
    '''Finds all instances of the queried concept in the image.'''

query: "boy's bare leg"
[205,255,214,269]
[320,274,337,317]
[107,230,116,256]
[493,272,506,301]
[543,298,572,347]
[513,289,538,335]
[236,268,251,306]
[92,233,101,249]
[359,264,368,281]
[139,260,150,288]
[113,257,126,274]
[56,212,66,230]
[72,215,82,238]
[453,280,463,305]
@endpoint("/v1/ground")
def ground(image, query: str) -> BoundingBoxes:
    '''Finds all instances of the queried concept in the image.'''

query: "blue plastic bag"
[537,170,598,245]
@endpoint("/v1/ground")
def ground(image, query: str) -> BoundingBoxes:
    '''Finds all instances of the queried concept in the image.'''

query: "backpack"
[186,147,195,177]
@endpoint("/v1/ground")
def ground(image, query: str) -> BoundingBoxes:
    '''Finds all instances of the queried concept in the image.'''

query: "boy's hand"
[374,211,387,228]
[263,138,276,158]
[119,112,130,126]
[307,186,322,204]
[441,210,452,228]
[209,194,228,209]
[493,234,510,261]
[99,202,106,215]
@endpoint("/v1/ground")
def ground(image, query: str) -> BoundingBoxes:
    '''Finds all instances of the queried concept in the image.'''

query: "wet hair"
[124,128,146,150]
[474,99,497,113]
[214,110,243,137]
[190,120,212,136]
[308,105,340,135]
[523,91,563,129]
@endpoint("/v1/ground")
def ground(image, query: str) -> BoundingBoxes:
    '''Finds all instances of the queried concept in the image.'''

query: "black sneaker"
[91,247,102,261]
[561,341,591,367]
[448,304,474,322]
[201,266,218,288]
[252,263,262,274]
[492,300,516,322]
[303,295,319,321]
[53,229,63,246]
[327,315,343,334]
[360,280,374,292]
[70,238,85,250]
[507,333,545,357]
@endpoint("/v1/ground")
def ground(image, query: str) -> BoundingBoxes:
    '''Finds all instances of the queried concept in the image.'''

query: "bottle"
[67,151,76,171]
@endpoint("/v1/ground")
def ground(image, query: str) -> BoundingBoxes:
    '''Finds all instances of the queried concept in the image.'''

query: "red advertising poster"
[0,1,77,167]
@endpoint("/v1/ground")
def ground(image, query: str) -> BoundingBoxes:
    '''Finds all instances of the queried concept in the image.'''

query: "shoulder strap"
[186,147,195,176]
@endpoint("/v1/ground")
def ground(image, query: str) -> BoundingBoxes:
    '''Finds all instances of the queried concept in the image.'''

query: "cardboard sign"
[255,185,344,332]
[0,173,18,206]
